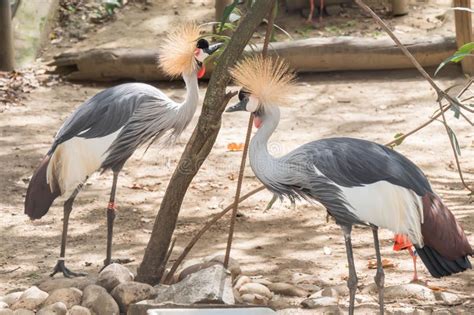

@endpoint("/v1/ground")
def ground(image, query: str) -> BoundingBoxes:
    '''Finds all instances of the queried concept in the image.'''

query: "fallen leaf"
[227,142,244,152]
[367,258,396,269]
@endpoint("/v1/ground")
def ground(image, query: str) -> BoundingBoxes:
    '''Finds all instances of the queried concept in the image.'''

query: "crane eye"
[196,39,209,49]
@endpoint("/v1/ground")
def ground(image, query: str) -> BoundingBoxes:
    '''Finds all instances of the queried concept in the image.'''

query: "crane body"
[25,24,220,277]
[226,56,473,314]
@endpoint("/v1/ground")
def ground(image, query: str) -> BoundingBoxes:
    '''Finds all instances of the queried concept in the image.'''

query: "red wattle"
[197,66,206,79]
[254,116,262,129]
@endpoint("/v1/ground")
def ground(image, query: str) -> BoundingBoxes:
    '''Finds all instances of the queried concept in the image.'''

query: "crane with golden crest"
[25,23,221,277]
[226,55,472,314]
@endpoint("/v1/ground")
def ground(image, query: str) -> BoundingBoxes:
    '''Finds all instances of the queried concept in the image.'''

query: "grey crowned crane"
[24,23,221,277]
[225,55,473,314]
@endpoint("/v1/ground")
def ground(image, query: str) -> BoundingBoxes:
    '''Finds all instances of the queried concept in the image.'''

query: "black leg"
[51,188,86,277]
[104,171,119,267]
[341,224,357,315]
[371,225,385,314]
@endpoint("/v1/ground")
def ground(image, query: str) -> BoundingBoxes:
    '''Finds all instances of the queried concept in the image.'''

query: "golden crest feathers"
[159,23,202,77]
[230,55,296,107]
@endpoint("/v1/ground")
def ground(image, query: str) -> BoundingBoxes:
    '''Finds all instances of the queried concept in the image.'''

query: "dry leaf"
[367,258,396,269]
[227,142,245,152]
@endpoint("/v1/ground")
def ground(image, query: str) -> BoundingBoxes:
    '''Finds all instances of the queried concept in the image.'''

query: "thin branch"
[355,0,473,193]
[0,266,20,274]
[223,0,277,269]
[163,185,266,284]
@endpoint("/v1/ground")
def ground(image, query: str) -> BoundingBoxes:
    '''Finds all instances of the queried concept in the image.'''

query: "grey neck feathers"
[249,105,281,185]
[174,71,199,135]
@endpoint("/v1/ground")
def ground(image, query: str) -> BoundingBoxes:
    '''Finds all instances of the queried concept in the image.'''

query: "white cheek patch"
[246,95,259,112]
[195,49,208,63]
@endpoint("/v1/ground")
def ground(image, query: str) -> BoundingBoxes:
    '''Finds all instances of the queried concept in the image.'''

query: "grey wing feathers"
[296,137,432,196]
[49,83,169,154]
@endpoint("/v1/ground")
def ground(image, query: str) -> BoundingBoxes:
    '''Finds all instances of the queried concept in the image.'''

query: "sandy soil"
[1,0,473,312]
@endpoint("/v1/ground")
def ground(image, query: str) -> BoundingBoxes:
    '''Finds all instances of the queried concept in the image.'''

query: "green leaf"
[446,125,461,156]
[390,132,405,148]
[265,194,279,211]
[435,42,474,75]
[219,0,240,33]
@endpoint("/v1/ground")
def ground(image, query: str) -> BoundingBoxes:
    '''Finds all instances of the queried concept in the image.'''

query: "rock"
[69,305,92,315]
[81,284,119,315]
[153,264,234,305]
[267,282,308,297]
[297,283,321,293]
[111,281,155,313]
[96,263,134,292]
[355,294,376,304]
[11,286,49,311]
[239,283,273,299]
[389,306,417,314]
[36,302,67,315]
[301,296,340,311]
[438,291,462,306]
[208,255,241,279]
[0,292,22,306]
[308,287,341,300]
[328,284,349,297]
[384,284,436,302]
[0,309,13,315]
[43,287,82,309]
[12,310,35,315]
[251,278,272,286]
[176,261,220,282]
[0,303,8,309]
[153,284,170,297]
[240,293,269,305]
[361,282,378,295]
[38,277,95,293]
[233,275,251,291]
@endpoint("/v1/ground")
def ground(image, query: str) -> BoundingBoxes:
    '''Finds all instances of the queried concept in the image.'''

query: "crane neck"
[175,71,200,133]
[249,105,281,179]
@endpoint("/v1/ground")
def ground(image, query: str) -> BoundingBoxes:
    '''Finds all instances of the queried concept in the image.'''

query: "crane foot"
[50,260,86,278]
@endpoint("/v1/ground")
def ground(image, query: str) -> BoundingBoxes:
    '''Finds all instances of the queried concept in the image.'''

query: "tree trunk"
[0,0,14,71]
[135,0,275,285]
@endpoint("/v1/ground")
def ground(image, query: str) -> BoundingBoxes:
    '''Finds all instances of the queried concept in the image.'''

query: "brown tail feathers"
[416,192,473,278]
[24,156,60,220]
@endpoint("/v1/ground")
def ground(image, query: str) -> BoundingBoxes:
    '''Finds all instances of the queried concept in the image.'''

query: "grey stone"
[239,283,273,299]
[69,305,92,315]
[208,255,241,279]
[0,303,8,309]
[43,287,82,309]
[81,284,119,315]
[111,281,155,313]
[38,277,95,293]
[385,284,436,302]
[301,296,340,311]
[240,293,269,305]
[153,264,234,305]
[267,282,308,297]
[438,291,462,306]
[0,310,13,315]
[11,286,49,311]
[96,263,134,292]
[12,310,35,315]
[0,292,22,307]
[176,261,220,282]
[251,278,273,286]
[36,302,67,315]
[361,283,378,295]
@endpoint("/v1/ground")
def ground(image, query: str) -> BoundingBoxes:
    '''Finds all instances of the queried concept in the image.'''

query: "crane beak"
[204,43,223,55]
[226,99,247,112]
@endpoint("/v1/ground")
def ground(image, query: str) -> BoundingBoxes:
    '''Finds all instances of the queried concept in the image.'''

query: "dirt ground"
[1,0,473,312]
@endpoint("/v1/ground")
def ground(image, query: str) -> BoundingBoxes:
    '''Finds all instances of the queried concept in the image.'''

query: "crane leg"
[104,170,119,267]
[51,188,86,277]
[341,224,357,315]
[408,247,418,282]
[306,0,315,23]
[371,225,385,314]
[319,0,324,24]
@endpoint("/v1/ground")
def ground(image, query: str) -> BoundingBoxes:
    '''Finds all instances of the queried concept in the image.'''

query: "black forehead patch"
[196,39,209,49]
[238,89,250,101]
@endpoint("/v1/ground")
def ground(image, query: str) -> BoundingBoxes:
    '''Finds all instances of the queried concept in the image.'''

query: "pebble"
[11,286,48,311]
[111,281,155,313]
[96,263,134,292]
[240,293,269,305]
[38,277,95,293]
[266,282,308,297]
[0,292,22,307]
[233,275,251,291]
[384,284,436,302]
[36,302,67,315]
[208,255,241,280]
[438,291,462,306]
[239,283,273,299]
[301,296,339,311]
[69,305,92,315]
[43,287,82,309]
[81,284,119,315]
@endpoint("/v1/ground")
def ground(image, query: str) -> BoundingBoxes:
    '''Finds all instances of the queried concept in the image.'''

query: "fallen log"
[49,35,457,81]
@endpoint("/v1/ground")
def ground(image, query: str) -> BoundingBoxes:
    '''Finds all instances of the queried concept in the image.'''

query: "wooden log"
[49,35,457,81]
[453,0,474,75]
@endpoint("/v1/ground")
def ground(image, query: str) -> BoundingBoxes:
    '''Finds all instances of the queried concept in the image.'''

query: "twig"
[163,185,266,284]
[223,0,277,269]
[355,0,473,193]
[158,238,176,284]
[0,266,20,274]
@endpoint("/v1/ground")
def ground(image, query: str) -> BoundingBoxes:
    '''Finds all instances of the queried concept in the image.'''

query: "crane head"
[194,39,222,79]
[226,89,263,128]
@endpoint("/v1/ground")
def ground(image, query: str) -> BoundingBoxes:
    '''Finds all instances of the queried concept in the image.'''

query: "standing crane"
[24,23,221,278]
[226,55,473,314]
